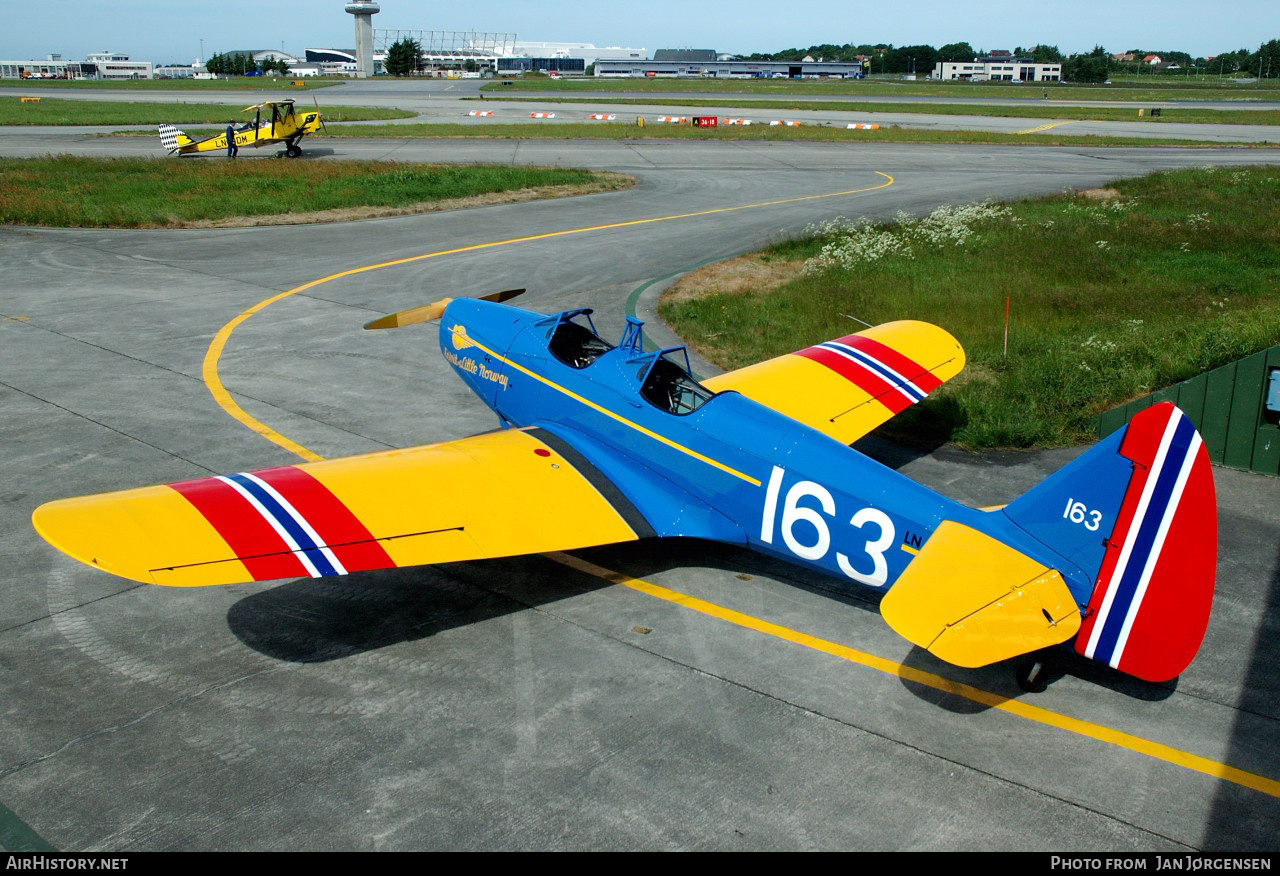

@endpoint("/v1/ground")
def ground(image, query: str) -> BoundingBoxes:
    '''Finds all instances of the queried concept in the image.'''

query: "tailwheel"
[1015,656,1050,693]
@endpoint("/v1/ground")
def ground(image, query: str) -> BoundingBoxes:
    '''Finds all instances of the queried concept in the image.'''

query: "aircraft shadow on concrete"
[224,537,878,665]
[224,531,1177,712]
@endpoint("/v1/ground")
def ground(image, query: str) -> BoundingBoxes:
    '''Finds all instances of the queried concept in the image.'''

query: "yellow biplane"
[158,99,323,158]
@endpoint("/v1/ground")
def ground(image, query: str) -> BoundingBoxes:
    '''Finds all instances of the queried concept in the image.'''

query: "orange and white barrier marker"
[468,110,494,117]
[587,113,617,120]
[770,120,803,127]
[656,116,688,123]
[529,112,556,119]
[723,118,753,126]
[846,123,880,130]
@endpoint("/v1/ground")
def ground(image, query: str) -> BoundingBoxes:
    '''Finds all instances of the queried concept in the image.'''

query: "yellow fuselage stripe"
[458,329,761,486]
[546,552,1280,800]
[202,173,894,462]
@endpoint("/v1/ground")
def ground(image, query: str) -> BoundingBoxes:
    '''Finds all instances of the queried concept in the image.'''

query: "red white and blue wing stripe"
[701,320,964,445]
[796,333,944,414]
[169,466,394,582]
[216,473,348,578]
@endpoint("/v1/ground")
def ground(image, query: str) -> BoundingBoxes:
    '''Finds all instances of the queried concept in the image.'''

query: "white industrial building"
[509,41,647,66]
[932,57,1061,82]
[595,56,864,79]
[0,55,78,79]
[0,51,153,80]
[370,30,645,74]
[85,51,154,79]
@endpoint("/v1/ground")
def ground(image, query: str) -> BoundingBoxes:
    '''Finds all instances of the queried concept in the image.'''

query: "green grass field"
[486,74,1280,103]
[0,156,624,227]
[496,96,1280,127]
[0,98,412,125]
[660,166,1280,448]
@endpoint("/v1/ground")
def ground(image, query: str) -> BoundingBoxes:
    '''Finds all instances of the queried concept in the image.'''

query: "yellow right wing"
[32,427,652,587]
[703,321,965,445]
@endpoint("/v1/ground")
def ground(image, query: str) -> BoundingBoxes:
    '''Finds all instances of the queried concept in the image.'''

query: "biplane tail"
[157,124,193,153]
[883,403,1216,682]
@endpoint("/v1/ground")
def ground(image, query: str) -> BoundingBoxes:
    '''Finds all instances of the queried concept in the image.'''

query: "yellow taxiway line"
[202,172,894,462]
[1017,120,1079,135]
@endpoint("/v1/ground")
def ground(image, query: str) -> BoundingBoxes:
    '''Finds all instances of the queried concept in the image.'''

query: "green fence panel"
[1176,375,1208,434]
[1097,343,1280,476]
[1224,351,1266,470]
[1200,366,1237,462]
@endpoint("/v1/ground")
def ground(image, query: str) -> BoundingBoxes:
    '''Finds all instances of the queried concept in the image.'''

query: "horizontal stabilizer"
[880,521,1081,668]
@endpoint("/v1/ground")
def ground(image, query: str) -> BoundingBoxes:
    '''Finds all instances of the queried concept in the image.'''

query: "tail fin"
[882,403,1216,682]
[1003,402,1217,681]
[157,124,192,153]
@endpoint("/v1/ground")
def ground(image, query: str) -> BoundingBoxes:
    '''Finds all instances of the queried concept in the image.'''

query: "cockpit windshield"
[637,350,714,416]
[546,310,615,369]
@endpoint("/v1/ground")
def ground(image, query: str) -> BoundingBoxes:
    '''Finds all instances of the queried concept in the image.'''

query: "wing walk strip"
[527,427,658,540]
[548,551,1280,800]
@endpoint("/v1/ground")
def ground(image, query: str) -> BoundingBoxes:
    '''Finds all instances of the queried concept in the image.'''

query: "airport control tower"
[345,1,380,77]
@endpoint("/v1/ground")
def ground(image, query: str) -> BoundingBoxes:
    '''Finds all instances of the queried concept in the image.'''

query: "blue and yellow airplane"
[31,296,1217,686]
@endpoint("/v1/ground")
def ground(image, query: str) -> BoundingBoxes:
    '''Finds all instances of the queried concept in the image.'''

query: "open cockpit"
[544,309,615,369]
[634,349,715,416]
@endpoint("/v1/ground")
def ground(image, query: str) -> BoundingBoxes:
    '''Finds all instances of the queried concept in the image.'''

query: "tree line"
[741,38,1280,82]
[205,52,290,77]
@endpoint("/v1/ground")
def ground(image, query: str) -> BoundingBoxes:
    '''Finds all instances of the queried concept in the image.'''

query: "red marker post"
[1003,296,1010,357]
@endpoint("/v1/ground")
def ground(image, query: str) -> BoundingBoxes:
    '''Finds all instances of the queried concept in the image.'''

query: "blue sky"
[4,0,1272,64]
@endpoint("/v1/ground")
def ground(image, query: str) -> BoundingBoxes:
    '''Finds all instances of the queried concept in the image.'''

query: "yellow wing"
[32,428,652,587]
[703,320,965,445]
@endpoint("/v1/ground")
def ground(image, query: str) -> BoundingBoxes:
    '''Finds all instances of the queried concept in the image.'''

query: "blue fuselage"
[440,300,1093,600]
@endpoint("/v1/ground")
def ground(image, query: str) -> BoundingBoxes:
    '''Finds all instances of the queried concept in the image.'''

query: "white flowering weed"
[804,201,1012,273]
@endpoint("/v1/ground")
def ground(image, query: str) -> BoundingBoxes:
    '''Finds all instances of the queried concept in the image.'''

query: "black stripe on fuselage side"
[526,427,658,540]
